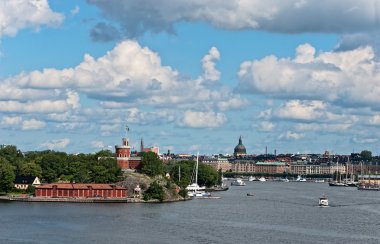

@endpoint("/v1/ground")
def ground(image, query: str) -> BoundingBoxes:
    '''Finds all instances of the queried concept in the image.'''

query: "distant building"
[202,157,231,172]
[35,183,127,198]
[14,176,41,190]
[255,162,286,174]
[234,136,247,157]
[140,138,160,155]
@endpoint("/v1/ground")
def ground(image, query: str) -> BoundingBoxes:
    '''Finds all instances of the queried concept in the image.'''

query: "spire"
[140,138,144,152]
[239,136,242,145]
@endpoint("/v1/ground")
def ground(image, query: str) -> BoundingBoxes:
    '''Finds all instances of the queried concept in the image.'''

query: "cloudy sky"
[1,0,380,155]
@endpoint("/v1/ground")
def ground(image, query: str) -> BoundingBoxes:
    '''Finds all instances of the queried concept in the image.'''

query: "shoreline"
[0,196,187,203]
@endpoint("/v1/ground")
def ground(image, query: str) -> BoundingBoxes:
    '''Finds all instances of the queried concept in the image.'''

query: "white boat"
[258,176,266,182]
[314,179,325,183]
[319,195,329,207]
[280,178,289,182]
[248,176,257,181]
[231,178,246,186]
[296,175,307,182]
[186,153,211,197]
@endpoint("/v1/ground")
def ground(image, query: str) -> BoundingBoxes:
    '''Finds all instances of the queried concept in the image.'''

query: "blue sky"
[1,0,380,155]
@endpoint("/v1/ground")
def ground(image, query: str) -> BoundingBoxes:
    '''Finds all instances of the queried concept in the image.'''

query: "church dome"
[234,136,247,156]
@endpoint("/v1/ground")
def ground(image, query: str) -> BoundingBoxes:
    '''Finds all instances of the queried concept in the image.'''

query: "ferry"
[319,195,329,207]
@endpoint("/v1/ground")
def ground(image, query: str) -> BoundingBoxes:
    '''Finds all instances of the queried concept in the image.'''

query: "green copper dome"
[234,136,247,156]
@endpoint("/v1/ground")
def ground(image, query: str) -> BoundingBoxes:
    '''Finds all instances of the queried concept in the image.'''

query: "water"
[1,182,380,244]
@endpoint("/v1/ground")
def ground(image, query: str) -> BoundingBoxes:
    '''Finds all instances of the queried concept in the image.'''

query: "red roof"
[36,183,125,190]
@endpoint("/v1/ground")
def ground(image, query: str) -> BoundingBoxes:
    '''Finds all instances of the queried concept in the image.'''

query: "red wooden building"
[35,183,127,198]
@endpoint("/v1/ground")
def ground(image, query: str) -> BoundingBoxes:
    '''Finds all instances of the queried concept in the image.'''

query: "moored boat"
[357,183,380,191]
[186,153,211,197]
[248,176,257,181]
[258,176,266,182]
[231,178,246,186]
[296,175,307,182]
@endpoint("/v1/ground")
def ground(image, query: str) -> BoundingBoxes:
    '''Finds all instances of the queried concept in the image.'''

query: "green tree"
[19,162,42,178]
[169,161,193,188]
[0,145,23,163]
[141,152,164,176]
[0,158,16,193]
[143,181,165,202]
[169,160,219,188]
[360,150,372,162]
[197,163,219,187]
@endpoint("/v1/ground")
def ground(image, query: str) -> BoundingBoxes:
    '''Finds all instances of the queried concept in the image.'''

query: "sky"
[1,0,380,155]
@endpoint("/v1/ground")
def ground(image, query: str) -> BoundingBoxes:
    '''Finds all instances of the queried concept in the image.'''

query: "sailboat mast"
[195,153,199,184]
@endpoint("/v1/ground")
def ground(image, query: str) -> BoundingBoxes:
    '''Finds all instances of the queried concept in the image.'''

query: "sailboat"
[186,153,211,197]
[357,162,380,191]
[329,158,348,187]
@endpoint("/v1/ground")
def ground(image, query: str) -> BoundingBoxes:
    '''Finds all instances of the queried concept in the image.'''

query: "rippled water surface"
[1,182,380,244]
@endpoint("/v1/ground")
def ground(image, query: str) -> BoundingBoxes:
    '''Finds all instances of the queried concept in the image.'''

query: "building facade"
[202,157,232,172]
[35,183,127,198]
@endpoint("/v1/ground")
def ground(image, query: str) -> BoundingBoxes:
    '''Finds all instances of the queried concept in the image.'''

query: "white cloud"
[91,140,105,148]
[259,121,275,132]
[180,110,227,128]
[238,44,380,109]
[40,138,70,150]
[0,116,22,128]
[295,123,352,133]
[369,115,380,126]
[278,131,305,140]
[0,0,64,37]
[0,90,80,114]
[70,6,80,16]
[200,47,221,82]
[88,0,378,37]
[276,100,326,121]
[352,137,378,144]
[21,118,46,130]
[6,40,243,112]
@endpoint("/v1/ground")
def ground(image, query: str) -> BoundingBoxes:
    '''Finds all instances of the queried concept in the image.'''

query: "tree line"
[0,145,121,193]
[0,146,221,196]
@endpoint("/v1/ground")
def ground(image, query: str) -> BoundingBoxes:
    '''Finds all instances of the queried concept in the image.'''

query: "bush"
[143,181,165,202]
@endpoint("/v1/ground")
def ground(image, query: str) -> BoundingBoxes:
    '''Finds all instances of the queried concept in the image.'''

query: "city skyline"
[1,1,380,155]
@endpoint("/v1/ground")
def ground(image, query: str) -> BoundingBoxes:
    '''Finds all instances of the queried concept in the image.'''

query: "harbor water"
[1,181,380,244]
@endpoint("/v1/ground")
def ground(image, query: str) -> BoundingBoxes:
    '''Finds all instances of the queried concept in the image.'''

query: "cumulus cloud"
[200,47,221,82]
[352,137,378,144]
[21,118,46,130]
[0,116,22,128]
[0,90,80,113]
[278,131,305,140]
[0,0,64,38]
[180,110,227,128]
[1,40,244,132]
[238,44,380,109]
[259,121,275,132]
[295,123,352,133]
[40,138,70,150]
[276,100,326,121]
[70,6,80,16]
[91,140,105,148]
[87,0,379,37]
[369,115,380,126]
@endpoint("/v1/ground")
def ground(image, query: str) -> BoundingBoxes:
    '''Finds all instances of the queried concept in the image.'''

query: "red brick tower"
[115,138,131,170]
